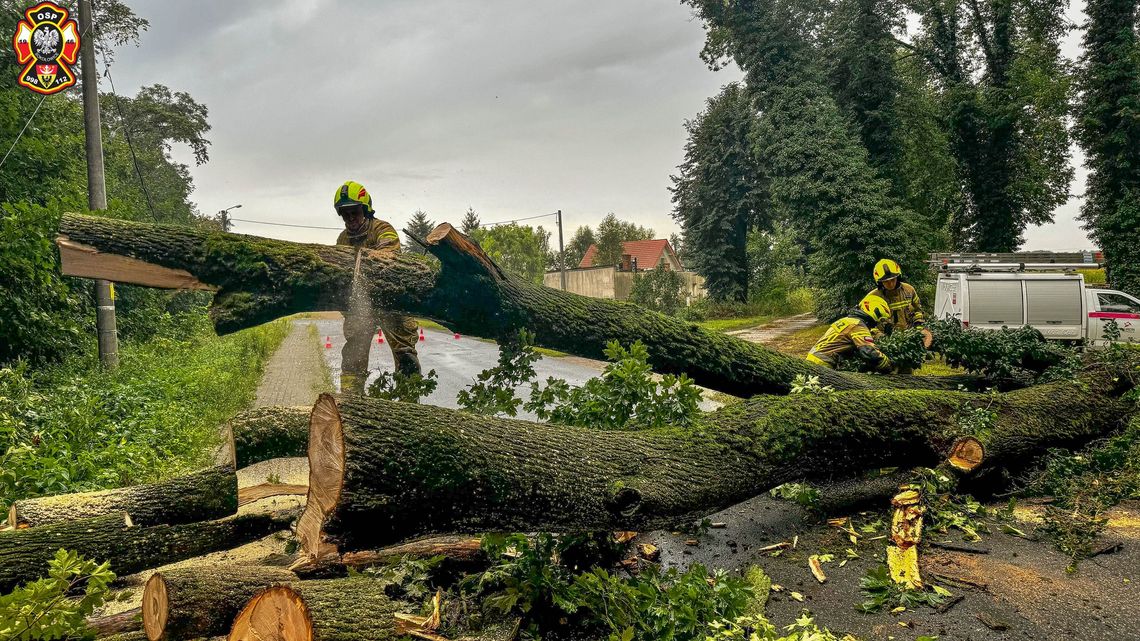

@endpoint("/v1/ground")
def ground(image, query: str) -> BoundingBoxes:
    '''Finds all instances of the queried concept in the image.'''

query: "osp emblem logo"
[12,2,80,95]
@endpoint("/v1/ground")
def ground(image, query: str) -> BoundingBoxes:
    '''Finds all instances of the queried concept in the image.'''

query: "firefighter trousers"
[340,309,421,395]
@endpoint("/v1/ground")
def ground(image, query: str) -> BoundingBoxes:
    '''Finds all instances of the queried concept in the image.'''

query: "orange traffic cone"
[324,336,332,349]
[377,330,384,344]
[454,332,460,339]
[418,327,426,342]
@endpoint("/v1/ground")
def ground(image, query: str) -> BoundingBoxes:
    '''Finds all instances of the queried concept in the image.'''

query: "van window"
[1026,280,1082,325]
[1098,293,1140,314]
[969,280,1024,325]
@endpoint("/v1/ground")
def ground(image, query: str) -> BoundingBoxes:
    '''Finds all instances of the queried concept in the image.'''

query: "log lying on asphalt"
[6,466,237,529]
[228,406,311,468]
[297,363,1136,555]
[228,579,407,641]
[0,510,296,592]
[57,213,980,396]
[143,566,297,641]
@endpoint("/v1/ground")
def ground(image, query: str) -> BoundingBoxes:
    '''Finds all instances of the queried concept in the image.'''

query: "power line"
[230,217,341,230]
[0,94,48,173]
[481,211,559,227]
[91,0,159,222]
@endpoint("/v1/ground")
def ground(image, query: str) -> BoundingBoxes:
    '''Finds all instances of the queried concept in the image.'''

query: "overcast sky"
[110,0,1094,250]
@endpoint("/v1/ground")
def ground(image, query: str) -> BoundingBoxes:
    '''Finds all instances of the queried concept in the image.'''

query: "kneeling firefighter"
[806,295,894,372]
[334,180,421,395]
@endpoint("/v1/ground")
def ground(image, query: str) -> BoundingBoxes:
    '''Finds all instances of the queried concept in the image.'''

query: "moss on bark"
[0,511,294,592]
[8,466,237,528]
[229,407,311,468]
[58,214,979,397]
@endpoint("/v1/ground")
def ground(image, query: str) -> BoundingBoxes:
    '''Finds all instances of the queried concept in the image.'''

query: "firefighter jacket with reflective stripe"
[807,316,891,371]
[868,282,925,332]
[336,218,401,253]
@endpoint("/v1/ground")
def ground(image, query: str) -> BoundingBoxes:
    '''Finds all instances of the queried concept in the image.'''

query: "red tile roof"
[578,239,675,269]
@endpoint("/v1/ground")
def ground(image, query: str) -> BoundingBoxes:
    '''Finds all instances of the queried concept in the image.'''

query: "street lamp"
[217,204,242,232]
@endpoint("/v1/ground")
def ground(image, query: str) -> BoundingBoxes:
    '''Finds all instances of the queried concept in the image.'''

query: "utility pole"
[79,0,118,369]
[556,210,567,291]
[218,204,242,232]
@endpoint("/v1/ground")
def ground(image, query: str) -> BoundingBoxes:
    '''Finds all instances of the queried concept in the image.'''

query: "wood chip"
[637,543,660,561]
[809,556,827,583]
[758,541,791,553]
[684,539,699,546]
[613,531,638,544]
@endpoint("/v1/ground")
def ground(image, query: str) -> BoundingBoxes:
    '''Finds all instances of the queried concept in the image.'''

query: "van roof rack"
[929,251,1102,273]
[932,262,1098,273]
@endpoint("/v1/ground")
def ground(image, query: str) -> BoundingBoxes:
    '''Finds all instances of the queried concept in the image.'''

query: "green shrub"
[630,268,685,315]
[0,319,289,503]
[0,549,114,641]
[926,318,1081,382]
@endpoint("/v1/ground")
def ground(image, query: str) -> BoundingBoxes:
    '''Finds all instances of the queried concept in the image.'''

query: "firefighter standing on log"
[334,181,421,394]
[806,295,895,372]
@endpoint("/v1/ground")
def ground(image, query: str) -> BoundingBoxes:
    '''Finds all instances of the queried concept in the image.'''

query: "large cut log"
[142,566,297,641]
[297,364,1135,556]
[57,213,978,396]
[0,510,296,592]
[228,579,407,641]
[7,466,237,529]
[228,406,311,468]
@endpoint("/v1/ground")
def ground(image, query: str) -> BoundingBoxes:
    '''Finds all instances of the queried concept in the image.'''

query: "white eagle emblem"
[33,26,60,57]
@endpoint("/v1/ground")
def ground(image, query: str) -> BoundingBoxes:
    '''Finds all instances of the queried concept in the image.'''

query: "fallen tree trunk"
[88,608,142,637]
[228,579,408,641]
[6,466,237,529]
[297,364,1136,555]
[57,214,978,396]
[228,406,311,468]
[0,510,296,592]
[143,566,297,641]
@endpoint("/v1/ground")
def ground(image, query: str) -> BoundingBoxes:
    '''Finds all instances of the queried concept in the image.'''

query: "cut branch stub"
[947,436,986,473]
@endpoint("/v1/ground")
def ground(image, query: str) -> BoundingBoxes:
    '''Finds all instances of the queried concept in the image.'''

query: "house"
[544,238,705,303]
[578,239,684,271]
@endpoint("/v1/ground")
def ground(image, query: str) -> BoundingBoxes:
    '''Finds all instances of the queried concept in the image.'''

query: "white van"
[933,266,1140,347]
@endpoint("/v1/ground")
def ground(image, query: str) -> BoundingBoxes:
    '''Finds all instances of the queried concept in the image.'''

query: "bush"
[630,268,685,315]
[0,319,289,503]
[926,318,1081,382]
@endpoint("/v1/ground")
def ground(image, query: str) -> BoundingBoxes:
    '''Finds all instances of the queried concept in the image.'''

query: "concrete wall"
[544,267,707,303]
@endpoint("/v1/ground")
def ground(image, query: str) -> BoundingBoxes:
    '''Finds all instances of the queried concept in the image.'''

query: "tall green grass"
[0,317,289,504]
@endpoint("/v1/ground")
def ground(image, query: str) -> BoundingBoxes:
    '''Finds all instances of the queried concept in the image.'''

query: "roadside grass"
[0,318,290,504]
[697,315,775,333]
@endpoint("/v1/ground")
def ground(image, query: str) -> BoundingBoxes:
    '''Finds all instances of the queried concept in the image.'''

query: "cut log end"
[298,394,344,560]
[948,437,986,473]
[228,586,313,641]
[142,573,169,641]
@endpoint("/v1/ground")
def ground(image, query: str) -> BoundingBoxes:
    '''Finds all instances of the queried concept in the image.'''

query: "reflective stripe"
[379,231,399,239]
[806,353,832,367]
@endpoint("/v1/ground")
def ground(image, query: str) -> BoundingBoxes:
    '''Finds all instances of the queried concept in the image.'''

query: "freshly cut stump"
[7,465,237,528]
[228,579,403,641]
[143,566,297,640]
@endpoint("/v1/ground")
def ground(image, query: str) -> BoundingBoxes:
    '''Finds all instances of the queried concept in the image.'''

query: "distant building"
[579,239,684,271]
[545,238,705,303]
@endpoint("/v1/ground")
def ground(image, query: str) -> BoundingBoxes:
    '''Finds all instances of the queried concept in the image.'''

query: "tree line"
[672,0,1140,318]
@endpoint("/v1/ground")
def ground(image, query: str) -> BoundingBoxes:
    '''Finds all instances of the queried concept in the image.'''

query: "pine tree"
[670,83,766,303]
[1075,0,1140,294]
[460,207,481,234]
[404,210,435,255]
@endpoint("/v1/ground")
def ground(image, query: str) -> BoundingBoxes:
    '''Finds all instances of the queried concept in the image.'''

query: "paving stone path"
[253,320,329,408]
[727,312,817,345]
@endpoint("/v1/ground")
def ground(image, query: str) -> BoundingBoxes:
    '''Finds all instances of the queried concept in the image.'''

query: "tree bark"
[87,608,142,637]
[290,535,486,579]
[297,367,1135,556]
[228,580,407,641]
[228,406,311,468]
[7,466,237,529]
[143,566,297,641]
[57,214,978,397]
[0,510,296,592]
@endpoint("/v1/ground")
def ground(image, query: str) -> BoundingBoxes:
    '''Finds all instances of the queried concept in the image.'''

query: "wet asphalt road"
[301,318,605,420]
